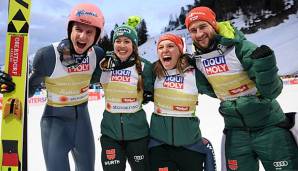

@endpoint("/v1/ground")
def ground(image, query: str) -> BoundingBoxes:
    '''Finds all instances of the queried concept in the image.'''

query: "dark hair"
[133,44,144,92]
[154,54,189,79]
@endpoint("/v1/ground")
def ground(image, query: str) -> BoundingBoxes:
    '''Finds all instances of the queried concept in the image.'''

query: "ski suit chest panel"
[150,67,202,146]
[154,67,199,117]
[100,60,152,141]
[196,46,257,101]
[100,64,144,113]
[44,42,97,107]
[195,43,284,129]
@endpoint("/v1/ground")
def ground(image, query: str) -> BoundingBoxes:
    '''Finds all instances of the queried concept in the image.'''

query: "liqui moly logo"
[203,55,229,75]
[68,57,90,73]
[9,36,24,76]
[163,75,184,89]
[111,70,131,82]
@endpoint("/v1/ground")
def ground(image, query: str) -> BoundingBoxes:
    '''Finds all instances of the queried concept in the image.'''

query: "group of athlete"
[0,3,297,171]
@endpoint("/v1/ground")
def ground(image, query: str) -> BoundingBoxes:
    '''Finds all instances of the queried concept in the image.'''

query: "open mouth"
[76,41,86,49]
[116,49,129,57]
[162,56,172,62]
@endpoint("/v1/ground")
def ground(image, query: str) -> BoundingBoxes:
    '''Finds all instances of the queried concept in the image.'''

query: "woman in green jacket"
[149,33,216,171]
[99,17,153,171]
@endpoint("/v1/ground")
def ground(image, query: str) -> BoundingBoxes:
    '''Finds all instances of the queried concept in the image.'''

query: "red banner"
[8,35,24,76]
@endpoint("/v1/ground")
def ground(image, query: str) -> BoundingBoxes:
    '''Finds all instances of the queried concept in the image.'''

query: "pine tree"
[98,34,113,51]
[137,19,148,46]
[179,7,187,28]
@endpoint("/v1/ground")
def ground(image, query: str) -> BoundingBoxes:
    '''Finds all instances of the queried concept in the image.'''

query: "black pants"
[149,144,205,171]
[100,135,150,171]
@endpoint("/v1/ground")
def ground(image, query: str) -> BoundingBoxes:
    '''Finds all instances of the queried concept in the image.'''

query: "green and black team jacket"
[99,58,153,141]
[150,66,215,146]
[193,24,285,130]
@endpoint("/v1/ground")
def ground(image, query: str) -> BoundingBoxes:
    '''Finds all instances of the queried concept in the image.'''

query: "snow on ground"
[26,84,298,171]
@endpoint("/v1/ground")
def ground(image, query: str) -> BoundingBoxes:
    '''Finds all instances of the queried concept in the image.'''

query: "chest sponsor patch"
[163,75,184,89]
[229,84,249,95]
[173,105,189,111]
[67,57,90,73]
[202,55,229,75]
[111,70,131,82]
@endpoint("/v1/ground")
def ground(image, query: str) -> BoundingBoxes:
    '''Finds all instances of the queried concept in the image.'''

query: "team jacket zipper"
[120,113,124,141]
[172,117,174,145]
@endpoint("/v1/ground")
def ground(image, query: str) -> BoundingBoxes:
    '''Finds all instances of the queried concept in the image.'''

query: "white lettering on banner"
[104,160,120,166]
[12,37,20,75]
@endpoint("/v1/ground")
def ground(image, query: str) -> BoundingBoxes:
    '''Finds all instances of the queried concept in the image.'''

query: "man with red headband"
[185,6,298,171]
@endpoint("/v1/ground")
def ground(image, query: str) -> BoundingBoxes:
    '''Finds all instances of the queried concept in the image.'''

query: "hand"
[143,90,153,104]
[99,51,119,71]
[0,71,15,93]
[251,45,273,59]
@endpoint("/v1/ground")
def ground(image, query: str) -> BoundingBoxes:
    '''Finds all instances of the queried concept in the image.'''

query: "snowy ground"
[25,84,298,171]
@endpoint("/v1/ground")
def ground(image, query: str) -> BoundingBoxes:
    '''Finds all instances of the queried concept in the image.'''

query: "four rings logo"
[134,155,144,162]
[273,161,288,168]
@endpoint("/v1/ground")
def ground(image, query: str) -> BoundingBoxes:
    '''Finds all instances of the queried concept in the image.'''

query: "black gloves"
[251,45,273,59]
[143,90,153,104]
[0,71,15,93]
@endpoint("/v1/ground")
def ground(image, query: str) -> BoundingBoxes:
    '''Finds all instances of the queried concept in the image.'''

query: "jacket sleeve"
[236,40,282,99]
[195,69,217,98]
[142,58,154,93]
[251,51,283,99]
[29,46,54,97]
[90,46,105,84]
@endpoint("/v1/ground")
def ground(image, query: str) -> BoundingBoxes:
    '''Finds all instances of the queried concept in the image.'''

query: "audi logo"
[273,161,288,167]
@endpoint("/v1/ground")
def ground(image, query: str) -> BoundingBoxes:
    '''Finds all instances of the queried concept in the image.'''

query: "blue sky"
[0,0,193,64]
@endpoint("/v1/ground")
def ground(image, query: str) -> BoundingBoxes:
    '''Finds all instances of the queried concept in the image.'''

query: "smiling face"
[70,22,97,54]
[113,36,134,62]
[157,40,181,70]
[188,20,216,50]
